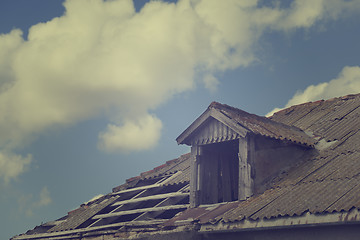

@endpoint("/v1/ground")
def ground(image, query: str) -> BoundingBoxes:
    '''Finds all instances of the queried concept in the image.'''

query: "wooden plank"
[238,136,254,200]
[112,171,185,197]
[108,219,166,226]
[230,149,239,201]
[190,145,200,207]
[160,170,183,185]
[211,152,219,203]
[111,183,162,195]
[88,189,149,228]
[132,184,190,221]
[201,151,218,204]
[93,204,189,219]
[247,135,255,197]
[112,192,189,206]
[221,154,232,202]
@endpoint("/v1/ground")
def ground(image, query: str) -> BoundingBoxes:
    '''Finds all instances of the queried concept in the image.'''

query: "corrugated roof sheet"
[247,178,359,220]
[49,196,119,232]
[164,165,190,186]
[112,153,190,193]
[209,102,315,147]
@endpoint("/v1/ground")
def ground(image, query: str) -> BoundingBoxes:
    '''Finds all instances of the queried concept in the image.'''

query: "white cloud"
[264,0,360,31]
[0,151,31,184]
[289,66,360,105]
[0,30,24,93]
[0,0,359,181]
[36,186,52,207]
[278,0,325,29]
[203,74,219,92]
[17,186,52,217]
[267,66,360,116]
[99,114,162,153]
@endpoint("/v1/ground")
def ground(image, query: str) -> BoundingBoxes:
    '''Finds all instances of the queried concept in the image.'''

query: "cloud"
[36,186,52,207]
[203,74,219,93]
[0,151,31,184]
[0,0,359,182]
[262,0,360,31]
[267,66,360,116]
[98,114,162,153]
[18,186,52,217]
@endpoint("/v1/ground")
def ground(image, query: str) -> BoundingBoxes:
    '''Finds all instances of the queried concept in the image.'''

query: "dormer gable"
[177,102,315,207]
[180,116,242,146]
[177,102,315,147]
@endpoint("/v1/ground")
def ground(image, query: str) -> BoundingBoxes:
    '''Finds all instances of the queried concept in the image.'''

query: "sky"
[1,0,360,239]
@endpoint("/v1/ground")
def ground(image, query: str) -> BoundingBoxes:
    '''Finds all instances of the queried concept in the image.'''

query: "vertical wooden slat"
[210,159,216,204]
[221,155,232,202]
[238,135,254,200]
[190,145,201,207]
[198,149,218,204]
[217,152,222,203]
[187,118,242,145]
[230,149,239,201]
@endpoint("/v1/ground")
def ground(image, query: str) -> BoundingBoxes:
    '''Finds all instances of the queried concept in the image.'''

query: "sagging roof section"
[177,101,315,147]
[13,154,191,240]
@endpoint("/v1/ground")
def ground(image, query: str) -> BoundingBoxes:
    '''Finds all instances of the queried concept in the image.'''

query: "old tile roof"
[12,93,360,239]
[112,153,191,192]
[48,195,119,232]
[177,101,315,147]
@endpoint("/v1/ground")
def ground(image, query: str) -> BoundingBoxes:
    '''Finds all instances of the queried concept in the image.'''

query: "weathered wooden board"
[112,192,189,206]
[238,136,254,200]
[93,204,189,219]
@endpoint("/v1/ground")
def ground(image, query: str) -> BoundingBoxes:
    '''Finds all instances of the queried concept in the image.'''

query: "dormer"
[177,102,315,207]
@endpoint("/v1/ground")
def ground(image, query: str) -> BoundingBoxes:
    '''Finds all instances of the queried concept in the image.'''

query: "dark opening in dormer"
[198,139,239,204]
[177,102,315,207]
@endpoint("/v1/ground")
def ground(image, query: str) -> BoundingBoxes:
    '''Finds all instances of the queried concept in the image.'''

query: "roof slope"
[12,94,360,239]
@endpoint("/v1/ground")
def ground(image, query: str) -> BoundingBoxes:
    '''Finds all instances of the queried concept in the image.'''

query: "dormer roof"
[176,101,315,147]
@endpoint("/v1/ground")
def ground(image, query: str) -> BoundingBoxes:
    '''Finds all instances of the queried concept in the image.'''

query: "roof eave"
[199,208,360,233]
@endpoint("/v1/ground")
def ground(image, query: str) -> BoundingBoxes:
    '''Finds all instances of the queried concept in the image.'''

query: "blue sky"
[1,0,360,239]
